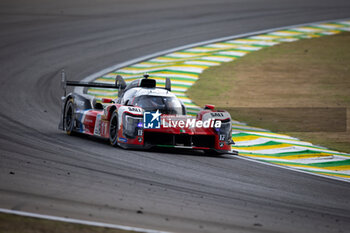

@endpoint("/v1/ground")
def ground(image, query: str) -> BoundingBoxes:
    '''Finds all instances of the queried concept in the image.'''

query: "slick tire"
[64,99,76,136]
[109,111,119,147]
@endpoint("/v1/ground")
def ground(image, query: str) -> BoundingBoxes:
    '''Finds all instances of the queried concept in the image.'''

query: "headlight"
[123,114,143,139]
[216,120,232,143]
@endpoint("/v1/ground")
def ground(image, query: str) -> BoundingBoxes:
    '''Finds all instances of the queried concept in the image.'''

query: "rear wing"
[61,70,126,96]
[61,70,171,97]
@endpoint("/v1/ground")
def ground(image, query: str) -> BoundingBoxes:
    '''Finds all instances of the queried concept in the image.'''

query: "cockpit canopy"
[116,75,185,115]
[133,95,184,115]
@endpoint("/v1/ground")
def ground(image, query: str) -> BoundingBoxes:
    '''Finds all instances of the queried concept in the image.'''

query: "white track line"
[0,208,171,233]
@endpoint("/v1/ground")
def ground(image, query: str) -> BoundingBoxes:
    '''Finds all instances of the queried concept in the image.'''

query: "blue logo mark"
[118,137,128,143]
[144,110,161,129]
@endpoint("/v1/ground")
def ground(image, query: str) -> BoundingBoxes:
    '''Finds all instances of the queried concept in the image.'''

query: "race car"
[59,73,235,154]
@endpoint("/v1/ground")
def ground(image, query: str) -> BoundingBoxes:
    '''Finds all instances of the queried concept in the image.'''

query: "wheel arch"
[107,105,117,120]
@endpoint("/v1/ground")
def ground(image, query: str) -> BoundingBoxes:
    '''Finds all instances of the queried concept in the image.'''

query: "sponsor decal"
[128,107,142,113]
[94,114,102,136]
[85,119,93,123]
[143,110,161,129]
[101,121,108,137]
[211,112,224,117]
[117,137,128,143]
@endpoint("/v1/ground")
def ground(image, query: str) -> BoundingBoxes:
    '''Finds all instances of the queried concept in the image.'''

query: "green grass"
[187,32,350,153]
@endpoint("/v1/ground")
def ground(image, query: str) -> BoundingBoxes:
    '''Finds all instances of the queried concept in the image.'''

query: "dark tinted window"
[133,95,183,115]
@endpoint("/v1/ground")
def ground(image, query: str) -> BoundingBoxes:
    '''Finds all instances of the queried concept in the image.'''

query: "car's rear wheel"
[64,99,75,135]
[109,111,119,146]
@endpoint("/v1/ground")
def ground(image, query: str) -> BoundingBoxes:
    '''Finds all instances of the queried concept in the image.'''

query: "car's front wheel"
[109,111,119,146]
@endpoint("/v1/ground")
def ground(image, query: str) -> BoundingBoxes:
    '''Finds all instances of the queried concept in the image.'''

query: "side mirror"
[102,98,113,103]
[204,104,215,110]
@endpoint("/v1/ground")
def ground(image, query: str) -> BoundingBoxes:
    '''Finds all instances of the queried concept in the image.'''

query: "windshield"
[133,95,183,115]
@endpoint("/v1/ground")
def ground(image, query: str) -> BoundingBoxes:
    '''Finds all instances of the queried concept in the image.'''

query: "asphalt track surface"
[1,1,350,232]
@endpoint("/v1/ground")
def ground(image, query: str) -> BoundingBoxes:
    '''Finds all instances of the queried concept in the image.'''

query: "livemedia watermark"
[143,110,222,129]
